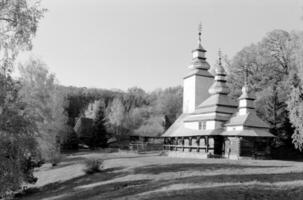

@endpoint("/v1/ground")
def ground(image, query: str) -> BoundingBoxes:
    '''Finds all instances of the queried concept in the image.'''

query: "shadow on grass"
[68,172,303,200]
[177,171,303,184]
[15,161,303,200]
[133,163,287,175]
[134,172,303,200]
[140,184,303,200]
[15,167,125,200]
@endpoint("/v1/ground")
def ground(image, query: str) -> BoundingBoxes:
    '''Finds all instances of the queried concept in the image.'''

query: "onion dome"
[238,66,255,113]
[194,49,237,116]
[208,50,230,95]
[189,23,211,70]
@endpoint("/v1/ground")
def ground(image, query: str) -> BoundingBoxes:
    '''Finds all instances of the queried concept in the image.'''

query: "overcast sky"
[26,0,303,91]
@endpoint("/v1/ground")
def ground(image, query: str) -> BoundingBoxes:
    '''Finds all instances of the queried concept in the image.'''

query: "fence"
[129,143,164,152]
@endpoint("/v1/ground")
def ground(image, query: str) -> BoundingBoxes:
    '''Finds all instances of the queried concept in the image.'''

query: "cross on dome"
[215,48,226,75]
[218,48,222,66]
[198,22,202,46]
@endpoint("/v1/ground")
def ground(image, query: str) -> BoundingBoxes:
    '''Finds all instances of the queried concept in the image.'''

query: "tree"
[227,30,297,141]
[0,73,39,197]
[256,83,293,139]
[152,86,183,129]
[106,98,128,140]
[287,73,303,150]
[0,0,46,75]
[19,57,68,161]
[262,30,294,74]
[62,86,121,127]
[286,32,303,150]
[0,0,45,197]
[78,100,109,148]
[91,101,108,148]
[134,116,164,137]
[128,106,152,131]
[122,87,149,112]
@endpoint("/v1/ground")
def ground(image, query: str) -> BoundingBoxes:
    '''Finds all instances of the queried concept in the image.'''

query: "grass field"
[15,151,303,200]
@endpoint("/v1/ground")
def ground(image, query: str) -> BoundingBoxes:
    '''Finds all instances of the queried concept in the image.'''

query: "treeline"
[59,85,182,150]
[1,53,183,197]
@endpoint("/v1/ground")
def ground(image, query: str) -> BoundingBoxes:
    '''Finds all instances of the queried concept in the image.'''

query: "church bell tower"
[183,24,214,113]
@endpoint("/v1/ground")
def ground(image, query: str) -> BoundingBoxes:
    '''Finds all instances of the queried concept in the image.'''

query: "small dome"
[197,44,207,52]
[239,85,255,100]
[208,82,230,95]
[192,59,210,70]
[215,63,226,75]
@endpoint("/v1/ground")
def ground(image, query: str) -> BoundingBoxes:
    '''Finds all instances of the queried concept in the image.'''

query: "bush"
[60,128,79,151]
[49,152,62,167]
[84,158,104,174]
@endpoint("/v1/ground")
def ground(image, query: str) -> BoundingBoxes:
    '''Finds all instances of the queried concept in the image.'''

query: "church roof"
[163,125,223,137]
[162,114,188,137]
[224,112,270,129]
[131,131,162,138]
[208,81,230,94]
[190,59,211,70]
[162,114,224,137]
[194,94,238,114]
[193,43,206,52]
[184,68,213,79]
[183,113,231,122]
[194,106,237,115]
[220,129,274,137]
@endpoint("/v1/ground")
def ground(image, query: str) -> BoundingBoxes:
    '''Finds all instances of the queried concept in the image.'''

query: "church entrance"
[214,136,224,156]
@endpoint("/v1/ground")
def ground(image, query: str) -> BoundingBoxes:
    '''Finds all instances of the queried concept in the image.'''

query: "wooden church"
[162,27,274,159]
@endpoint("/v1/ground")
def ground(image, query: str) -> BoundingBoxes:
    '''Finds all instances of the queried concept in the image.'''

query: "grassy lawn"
[15,151,303,200]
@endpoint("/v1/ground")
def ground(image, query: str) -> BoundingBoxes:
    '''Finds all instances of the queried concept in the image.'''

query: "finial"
[218,48,222,66]
[198,22,202,45]
[244,65,248,86]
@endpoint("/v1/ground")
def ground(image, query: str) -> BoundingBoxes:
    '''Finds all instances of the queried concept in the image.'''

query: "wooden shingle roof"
[194,94,238,115]
[224,112,270,129]
[221,129,274,137]
[162,114,188,137]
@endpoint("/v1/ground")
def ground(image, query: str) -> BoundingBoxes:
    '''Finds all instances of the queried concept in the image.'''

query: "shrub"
[49,152,62,167]
[60,128,79,151]
[84,158,104,174]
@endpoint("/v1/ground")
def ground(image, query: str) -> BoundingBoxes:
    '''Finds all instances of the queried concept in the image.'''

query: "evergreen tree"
[91,104,108,148]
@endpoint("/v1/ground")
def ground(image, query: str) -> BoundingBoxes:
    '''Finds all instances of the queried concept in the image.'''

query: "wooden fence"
[129,143,164,152]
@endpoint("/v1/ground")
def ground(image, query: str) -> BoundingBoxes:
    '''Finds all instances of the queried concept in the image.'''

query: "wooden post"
[205,136,209,153]
[197,136,200,152]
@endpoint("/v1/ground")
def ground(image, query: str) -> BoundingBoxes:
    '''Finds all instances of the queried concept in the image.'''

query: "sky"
[24,0,303,91]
